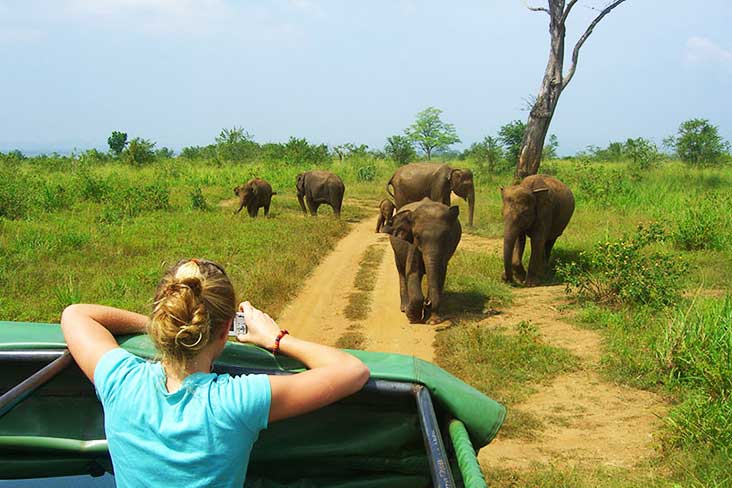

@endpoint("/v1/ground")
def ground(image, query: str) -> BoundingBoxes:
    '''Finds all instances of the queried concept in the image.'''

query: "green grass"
[435,321,579,404]
[3,155,732,485]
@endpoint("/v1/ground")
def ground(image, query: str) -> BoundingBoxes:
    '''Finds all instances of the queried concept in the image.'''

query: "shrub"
[624,137,660,172]
[99,181,169,223]
[384,135,416,165]
[0,170,29,220]
[40,182,71,212]
[189,187,209,211]
[356,164,377,182]
[121,138,156,166]
[568,159,631,206]
[558,222,687,308]
[672,192,730,251]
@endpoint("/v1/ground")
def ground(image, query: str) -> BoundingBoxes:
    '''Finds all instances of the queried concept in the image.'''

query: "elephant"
[375,198,396,233]
[296,171,345,218]
[501,174,575,286]
[382,198,462,324]
[234,178,276,218]
[386,162,475,226]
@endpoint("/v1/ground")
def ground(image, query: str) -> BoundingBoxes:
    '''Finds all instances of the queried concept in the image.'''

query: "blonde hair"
[148,259,236,375]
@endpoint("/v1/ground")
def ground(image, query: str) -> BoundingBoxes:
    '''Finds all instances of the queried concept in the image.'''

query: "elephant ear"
[448,168,461,185]
[389,210,415,243]
[296,173,305,194]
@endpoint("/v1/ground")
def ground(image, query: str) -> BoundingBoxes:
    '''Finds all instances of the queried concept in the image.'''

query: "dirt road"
[276,216,436,361]
[278,214,667,473]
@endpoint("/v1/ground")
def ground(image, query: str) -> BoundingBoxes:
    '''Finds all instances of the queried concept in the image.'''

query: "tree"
[669,119,730,166]
[515,0,627,179]
[122,138,156,165]
[542,134,559,160]
[107,131,128,156]
[156,147,175,159]
[215,127,257,162]
[385,135,416,165]
[624,137,659,171]
[405,107,460,160]
[499,120,526,166]
[465,136,504,174]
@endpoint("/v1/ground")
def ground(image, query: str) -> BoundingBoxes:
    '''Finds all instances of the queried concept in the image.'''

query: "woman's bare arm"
[237,302,370,423]
[60,304,149,382]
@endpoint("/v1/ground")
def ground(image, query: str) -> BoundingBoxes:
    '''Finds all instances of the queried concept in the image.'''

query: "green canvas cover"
[0,322,505,486]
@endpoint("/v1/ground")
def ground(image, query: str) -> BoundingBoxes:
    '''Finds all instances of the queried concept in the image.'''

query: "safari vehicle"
[0,322,505,487]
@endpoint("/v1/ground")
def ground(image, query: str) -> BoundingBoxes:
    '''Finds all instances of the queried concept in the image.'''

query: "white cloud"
[684,36,732,67]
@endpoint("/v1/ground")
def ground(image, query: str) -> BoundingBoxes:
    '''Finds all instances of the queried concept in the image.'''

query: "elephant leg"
[545,238,556,261]
[306,196,318,216]
[391,243,410,312]
[526,235,546,287]
[264,203,270,217]
[376,214,384,233]
[297,195,308,215]
[405,249,426,323]
[512,234,527,282]
[333,197,343,218]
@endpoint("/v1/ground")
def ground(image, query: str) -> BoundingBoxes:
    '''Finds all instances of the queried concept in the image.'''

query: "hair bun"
[179,277,203,297]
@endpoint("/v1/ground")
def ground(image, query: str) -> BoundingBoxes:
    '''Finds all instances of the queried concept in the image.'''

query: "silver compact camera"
[229,312,248,337]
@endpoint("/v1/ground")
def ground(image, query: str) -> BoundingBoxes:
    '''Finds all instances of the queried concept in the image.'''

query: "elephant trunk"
[424,253,446,318]
[466,190,475,227]
[503,227,517,284]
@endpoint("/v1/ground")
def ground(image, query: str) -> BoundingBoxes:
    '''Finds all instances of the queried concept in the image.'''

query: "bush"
[189,187,209,211]
[558,222,687,308]
[122,138,156,166]
[0,169,29,220]
[624,137,660,172]
[99,181,170,223]
[356,164,377,182]
[673,192,730,251]
[384,135,416,165]
[40,183,71,212]
[568,159,631,206]
[281,137,330,166]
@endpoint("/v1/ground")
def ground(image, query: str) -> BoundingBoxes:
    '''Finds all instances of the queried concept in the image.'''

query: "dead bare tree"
[515,0,627,179]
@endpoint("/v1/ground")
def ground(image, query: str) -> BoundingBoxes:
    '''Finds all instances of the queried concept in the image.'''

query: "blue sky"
[1,0,730,156]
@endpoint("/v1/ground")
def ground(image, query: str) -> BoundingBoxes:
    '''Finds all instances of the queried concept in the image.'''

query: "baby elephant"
[501,174,574,286]
[382,198,461,324]
[234,178,276,218]
[375,199,396,233]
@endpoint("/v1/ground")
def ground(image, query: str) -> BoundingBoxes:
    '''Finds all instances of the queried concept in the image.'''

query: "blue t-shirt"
[94,348,271,488]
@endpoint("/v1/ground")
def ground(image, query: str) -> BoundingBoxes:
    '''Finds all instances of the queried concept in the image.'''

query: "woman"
[60,258,370,487]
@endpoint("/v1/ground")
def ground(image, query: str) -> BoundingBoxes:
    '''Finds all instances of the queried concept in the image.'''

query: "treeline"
[2,115,729,172]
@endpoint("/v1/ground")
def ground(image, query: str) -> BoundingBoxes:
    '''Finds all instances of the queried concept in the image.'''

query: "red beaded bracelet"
[272,329,289,355]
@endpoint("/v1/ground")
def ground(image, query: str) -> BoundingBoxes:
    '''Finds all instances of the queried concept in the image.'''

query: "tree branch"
[524,0,550,15]
[562,0,627,90]
[560,0,579,24]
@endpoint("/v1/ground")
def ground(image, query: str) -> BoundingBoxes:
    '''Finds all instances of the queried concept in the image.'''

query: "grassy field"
[434,159,732,486]
[2,155,730,485]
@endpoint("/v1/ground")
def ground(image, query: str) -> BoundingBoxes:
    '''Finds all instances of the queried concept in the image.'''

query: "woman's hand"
[236,301,280,350]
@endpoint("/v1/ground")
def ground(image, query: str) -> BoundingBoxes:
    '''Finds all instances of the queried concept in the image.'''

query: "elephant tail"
[271,191,278,196]
[385,177,395,199]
